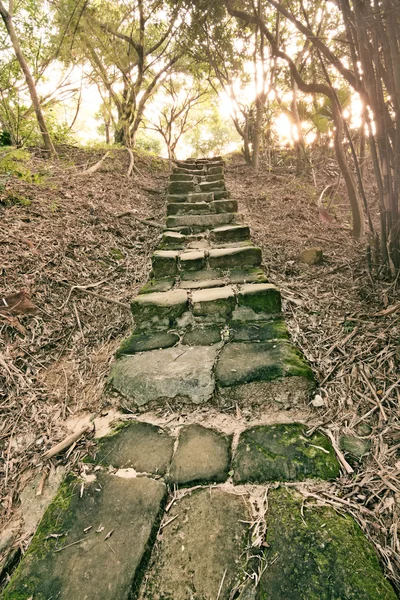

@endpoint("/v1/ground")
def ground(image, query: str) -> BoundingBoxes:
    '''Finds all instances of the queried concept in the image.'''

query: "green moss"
[138,278,175,294]
[259,488,396,599]
[26,475,78,559]
[283,344,314,381]
[233,424,340,483]
[1,475,79,599]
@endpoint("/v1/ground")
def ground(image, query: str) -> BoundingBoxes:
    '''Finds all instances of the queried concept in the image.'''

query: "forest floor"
[1,147,399,591]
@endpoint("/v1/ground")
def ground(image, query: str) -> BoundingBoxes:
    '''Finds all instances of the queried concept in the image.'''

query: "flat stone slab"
[167,202,211,216]
[168,180,195,194]
[208,246,262,269]
[259,487,396,599]
[230,320,289,342]
[187,191,214,202]
[138,278,175,294]
[199,180,225,191]
[151,250,179,277]
[211,199,238,213]
[131,289,187,331]
[111,345,219,407]
[166,213,238,230]
[182,324,221,345]
[3,474,166,600]
[227,267,268,284]
[181,268,221,281]
[117,331,179,356]
[168,424,231,485]
[160,231,185,250]
[233,423,340,483]
[95,421,174,475]
[140,488,249,599]
[180,278,225,290]
[192,286,236,319]
[210,224,250,243]
[216,341,314,388]
[179,250,206,271]
[238,283,281,314]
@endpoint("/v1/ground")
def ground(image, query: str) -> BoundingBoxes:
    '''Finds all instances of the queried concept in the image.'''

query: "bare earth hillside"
[1,149,399,591]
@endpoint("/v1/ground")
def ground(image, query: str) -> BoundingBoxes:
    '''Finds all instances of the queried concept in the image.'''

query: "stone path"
[2,158,396,599]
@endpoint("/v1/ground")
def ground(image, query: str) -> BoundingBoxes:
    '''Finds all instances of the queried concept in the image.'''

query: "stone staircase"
[2,158,396,600]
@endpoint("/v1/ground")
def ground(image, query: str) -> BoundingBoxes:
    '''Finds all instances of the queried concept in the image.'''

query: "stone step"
[180,249,207,271]
[202,173,225,182]
[199,180,225,192]
[166,212,239,231]
[111,345,218,406]
[210,224,250,243]
[131,289,188,331]
[160,231,185,249]
[208,246,262,269]
[140,488,249,599]
[167,199,238,217]
[187,191,214,202]
[259,487,397,599]
[211,199,238,213]
[213,190,230,200]
[169,173,194,181]
[167,201,211,216]
[168,180,195,194]
[117,330,180,356]
[166,193,188,203]
[208,165,224,174]
[216,340,315,406]
[152,250,179,277]
[192,286,236,320]
[2,473,166,600]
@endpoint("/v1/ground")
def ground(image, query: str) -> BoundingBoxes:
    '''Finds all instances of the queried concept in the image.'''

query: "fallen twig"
[43,424,93,459]
[57,280,130,309]
[322,429,354,474]
[81,151,111,175]
[116,211,164,229]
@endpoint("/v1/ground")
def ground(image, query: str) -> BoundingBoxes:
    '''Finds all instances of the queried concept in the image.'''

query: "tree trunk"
[0,5,56,155]
[251,97,263,169]
[331,103,365,238]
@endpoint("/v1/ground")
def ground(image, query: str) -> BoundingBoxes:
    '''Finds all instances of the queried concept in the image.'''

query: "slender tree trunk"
[331,103,365,238]
[251,98,263,169]
[105,120,110,144]
[0,3,56,155]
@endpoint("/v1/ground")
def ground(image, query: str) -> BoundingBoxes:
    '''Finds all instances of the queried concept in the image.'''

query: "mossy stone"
[94,420,174,474]
[340,435,371,463]
[138,278,175,294]
[130,289,187,331]
[259,487,396,599]
[2,474,166,600]
[168,424,231,486]
[116,331,179,357]
[238,283,281,314]
[151,250,178,278]
[216,341,314,388]
[233,423,340,483]
[229,320,289,342]
[182,325,221,345]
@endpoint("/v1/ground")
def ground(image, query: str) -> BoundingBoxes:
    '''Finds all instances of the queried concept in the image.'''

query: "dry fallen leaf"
[1,290,38,316]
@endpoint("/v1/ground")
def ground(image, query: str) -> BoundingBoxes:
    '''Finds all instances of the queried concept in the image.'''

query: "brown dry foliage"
[227,154,400,590]
[0,145,167,530]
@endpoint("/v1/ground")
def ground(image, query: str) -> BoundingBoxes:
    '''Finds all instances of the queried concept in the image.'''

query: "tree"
[146,75,209,160]
[228,0,399,268]
[0,0,56,154]
[224,0,367,238]
[55,0,186,146]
